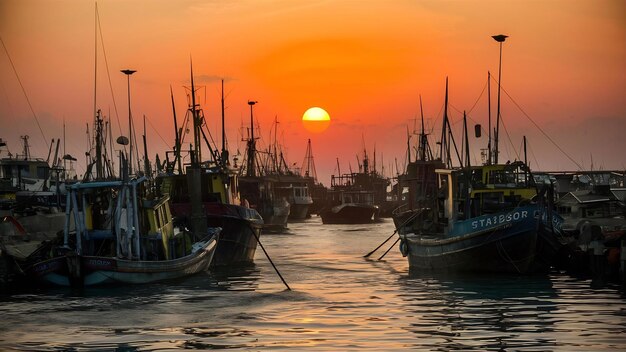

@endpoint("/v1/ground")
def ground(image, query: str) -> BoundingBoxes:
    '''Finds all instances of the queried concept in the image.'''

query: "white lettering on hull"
[471,210,528,230]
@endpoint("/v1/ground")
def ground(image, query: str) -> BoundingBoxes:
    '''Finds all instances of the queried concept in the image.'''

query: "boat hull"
[320,204,378,224]
[402,225,538,273]
[288,203,310,221]
[171,203,263,266]
[396,205,562,274]
[209,215,261,267]
[27,237,217,287]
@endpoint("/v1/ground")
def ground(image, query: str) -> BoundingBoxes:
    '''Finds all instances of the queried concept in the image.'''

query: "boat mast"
[302,139,318,182]
[169,85,182,174]
[142,115,150,177]
[487,71,492,165]
[439,78,451,168]
[187,59,207,241]
[121,69,136,174]
[246,100,258,177]
[190,60,201,165]
[220,79,229,166]
[492,34,508,164]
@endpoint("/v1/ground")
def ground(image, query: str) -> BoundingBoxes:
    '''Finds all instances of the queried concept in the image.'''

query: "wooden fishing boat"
[17,176,219,287]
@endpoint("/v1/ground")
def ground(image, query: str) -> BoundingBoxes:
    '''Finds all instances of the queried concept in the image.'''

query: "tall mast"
[170,85,182,174]
[439,78,450,167]
[220,79,228,165]
[121,69,136,174]
[143,114,150,177]
[246,100,257,176]
[487,71,492,165]
[93,3,98,156]
[419,94,427,161]
[190,59,201,165]
[95,110,103,178]
[492,34,508,164]
[463,111,470,168]
[302,139,317,181]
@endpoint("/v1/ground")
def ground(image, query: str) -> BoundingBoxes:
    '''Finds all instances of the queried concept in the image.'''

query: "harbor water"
[1,217,625,351]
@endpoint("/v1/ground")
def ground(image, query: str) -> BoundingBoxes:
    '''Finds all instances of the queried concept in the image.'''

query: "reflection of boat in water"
[393,80,562,274]
[398,271,557,351]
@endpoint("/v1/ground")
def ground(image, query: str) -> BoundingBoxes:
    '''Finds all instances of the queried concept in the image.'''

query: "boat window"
[37,166,48,179]
[471,169,484,188]
[558,206,572,215]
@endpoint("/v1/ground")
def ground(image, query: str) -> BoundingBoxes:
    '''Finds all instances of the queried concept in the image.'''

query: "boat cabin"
[556,187,626,233]
[436,162,537,231]
[157,166,240,206]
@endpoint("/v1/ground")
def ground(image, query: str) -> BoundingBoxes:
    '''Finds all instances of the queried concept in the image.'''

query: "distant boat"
[274,176,313,221]
[319,190,379,224]
[239,105,290,232]
[319,174,379,224]
[319,150,385,224]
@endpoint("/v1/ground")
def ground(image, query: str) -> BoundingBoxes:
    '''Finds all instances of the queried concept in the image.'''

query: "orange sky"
[1,0,625,183]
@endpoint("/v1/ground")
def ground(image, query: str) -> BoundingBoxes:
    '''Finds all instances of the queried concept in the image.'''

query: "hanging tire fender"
[399,238,409,257]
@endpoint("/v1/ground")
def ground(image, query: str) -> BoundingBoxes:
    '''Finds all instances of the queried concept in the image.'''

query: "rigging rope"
[96,7,123,138]
[0,36,49,150]
[496,79,583,170]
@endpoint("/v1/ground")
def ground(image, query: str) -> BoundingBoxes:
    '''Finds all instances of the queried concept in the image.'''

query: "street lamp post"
[492,34,507,164]
[121,69,136,174]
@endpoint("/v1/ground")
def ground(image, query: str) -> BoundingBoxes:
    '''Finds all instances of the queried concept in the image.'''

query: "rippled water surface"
[1,218,625,351]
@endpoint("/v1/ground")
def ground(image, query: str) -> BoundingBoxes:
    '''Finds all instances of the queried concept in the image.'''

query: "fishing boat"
[239,102,290,232]
[252,129,312,222]
[12,172,219,287]
[319,173,379,224]
[392,80,562,274]
[274,177,313,221]
[319,149,386,224]
[552,184,626,277]
[319,189,379,224]
[156,77,263,267]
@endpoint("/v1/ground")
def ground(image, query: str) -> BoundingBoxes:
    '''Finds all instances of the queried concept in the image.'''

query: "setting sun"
[302,107,331,133]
